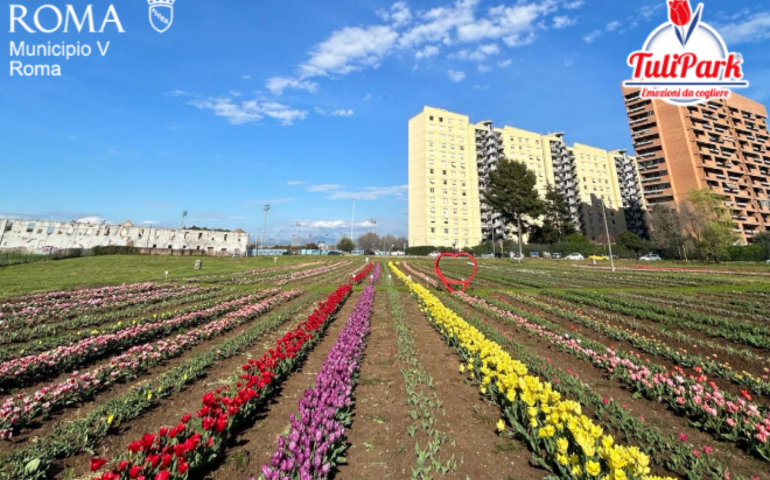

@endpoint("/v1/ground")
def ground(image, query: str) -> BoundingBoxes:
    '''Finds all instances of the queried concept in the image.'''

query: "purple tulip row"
[260,264,380,480]
[0,290,301,439]
[0,290,280,389]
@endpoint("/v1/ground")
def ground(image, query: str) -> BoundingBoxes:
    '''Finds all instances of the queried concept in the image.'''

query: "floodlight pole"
[259,204,270,256]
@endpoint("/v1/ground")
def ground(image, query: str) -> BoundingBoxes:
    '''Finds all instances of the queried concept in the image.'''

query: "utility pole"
[180,211,187,230]
[370,219,377,234]
[601,202,616,272]
[259,204,270,256]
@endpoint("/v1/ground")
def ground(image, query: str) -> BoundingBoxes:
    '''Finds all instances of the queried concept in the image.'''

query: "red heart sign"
[434,252,477,293]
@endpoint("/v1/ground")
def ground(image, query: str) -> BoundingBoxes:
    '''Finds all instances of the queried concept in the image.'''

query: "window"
[444,228,449,234]
[26,222,34,233]
[429,115,434,121]
[430,169,434,174]
[430,207,436,213]
[439,117,443,122]
[430,188,435,193]
[430,228,435,233]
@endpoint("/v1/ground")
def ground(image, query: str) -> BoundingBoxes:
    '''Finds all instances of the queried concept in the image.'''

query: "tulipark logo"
[148,0,175,33]
[623,0,748,106]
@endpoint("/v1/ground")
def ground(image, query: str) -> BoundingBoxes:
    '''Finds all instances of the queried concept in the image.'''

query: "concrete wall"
[0,219,248,255]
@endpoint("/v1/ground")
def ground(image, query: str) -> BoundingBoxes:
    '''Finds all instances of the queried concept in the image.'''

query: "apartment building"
[407,107,482,249]
[621,88,770,243]
[408,106,645,247]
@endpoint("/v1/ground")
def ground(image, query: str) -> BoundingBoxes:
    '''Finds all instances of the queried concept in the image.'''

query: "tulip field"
[0,257,769,480]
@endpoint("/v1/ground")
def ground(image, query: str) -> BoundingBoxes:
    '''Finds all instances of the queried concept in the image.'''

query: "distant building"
[0,219,248,255]
[408,106,647,248]
[621,88,770,243]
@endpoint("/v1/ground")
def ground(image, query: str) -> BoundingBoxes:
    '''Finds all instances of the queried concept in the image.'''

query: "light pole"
[180,211,187,230]
[259,204,270,256]
[601,202,616,272]
[370,219,376,234]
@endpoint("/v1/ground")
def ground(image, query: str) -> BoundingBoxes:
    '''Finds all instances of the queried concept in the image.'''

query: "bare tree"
[356,232,381,251]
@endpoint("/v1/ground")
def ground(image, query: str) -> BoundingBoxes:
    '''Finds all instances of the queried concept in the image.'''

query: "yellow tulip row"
[389,262,676,480]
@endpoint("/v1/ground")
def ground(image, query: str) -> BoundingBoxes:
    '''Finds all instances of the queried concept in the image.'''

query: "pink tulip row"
[400,262,439,288]
[456,291,770,458]
[187,262,323,284]
[0,289,301,440]
[0,290,281,389]
[1,282,164,311]
[576,265,770,277]
[274,262,351,286]
[0,284,207,327]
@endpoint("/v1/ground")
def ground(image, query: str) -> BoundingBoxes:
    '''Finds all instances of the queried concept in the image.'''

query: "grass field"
[0,254,313,298]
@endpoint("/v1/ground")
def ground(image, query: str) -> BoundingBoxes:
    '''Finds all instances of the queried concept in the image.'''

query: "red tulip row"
[0,290,301,439]
[88,282,354,480]
[0,290,280,390]
[350,262,374,284]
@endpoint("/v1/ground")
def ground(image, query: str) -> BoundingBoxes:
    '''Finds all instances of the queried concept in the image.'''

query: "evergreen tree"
[532,186,577,244]
[482,160,545,256]
[336,237,355,253]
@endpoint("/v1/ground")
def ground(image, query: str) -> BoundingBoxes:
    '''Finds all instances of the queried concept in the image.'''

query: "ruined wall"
[0,219,248,255]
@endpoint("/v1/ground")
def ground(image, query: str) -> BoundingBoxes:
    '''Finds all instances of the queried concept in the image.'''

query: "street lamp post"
[601,202,616,272]
[180,211,187,230]
[259,204,270,257]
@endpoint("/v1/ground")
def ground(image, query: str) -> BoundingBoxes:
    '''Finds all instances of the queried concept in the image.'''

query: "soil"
[50,288,339,478]
[202,290,362,480]
[445,290,767,479]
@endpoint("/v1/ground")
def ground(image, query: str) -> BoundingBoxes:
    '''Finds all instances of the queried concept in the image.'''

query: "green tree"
[687,189,739,262]
[482,160,545,257]
[336,237,355,253]
[564,233,590,246]
[535,186,577,244]
[753,231,770,260]
[616,231,644,257]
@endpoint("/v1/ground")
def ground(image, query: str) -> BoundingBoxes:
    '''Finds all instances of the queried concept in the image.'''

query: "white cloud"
[188,96,308,126]
[241,75,251,80]
[562,0,584,9]
[415,44,440,59]
[142,220,158,225]
[398,0,478,49]
[455,2,555,47]
[363,93,372,101]
[307,184,343,192]
[284,180,307,186]
[266,76,319,95]
[309,220,347,229]
[325,185,408,201]
[583,29,602,43]
[717,12,770,45]
[477,64,491,73]
[447,69,466,82]
[553,15,577,29]
[299,25,399,77]
[314,107,354,117]
[605,20,621,32]
[473,84,490,90]
[564,59,575,67]
[497,59,512,67]
[378,1,413,27]
[638,3,664,21]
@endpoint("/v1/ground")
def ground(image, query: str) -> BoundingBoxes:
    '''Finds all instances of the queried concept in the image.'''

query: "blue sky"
[1,0,769,243]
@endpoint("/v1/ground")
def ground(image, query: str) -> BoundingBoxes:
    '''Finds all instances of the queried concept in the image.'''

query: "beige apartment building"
[408,106,647,248]
[621,89,770,243]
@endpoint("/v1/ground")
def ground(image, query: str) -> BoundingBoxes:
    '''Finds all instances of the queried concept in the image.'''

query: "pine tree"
[482,160,545,256]
[533,186,577,244]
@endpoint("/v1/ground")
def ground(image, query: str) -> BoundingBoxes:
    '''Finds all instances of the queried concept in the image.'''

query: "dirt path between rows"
[445,292,767,479]
[52,289,349,479]
[203,289,363,480]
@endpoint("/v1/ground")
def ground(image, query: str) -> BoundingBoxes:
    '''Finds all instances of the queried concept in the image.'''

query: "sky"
[1,0,769,244]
